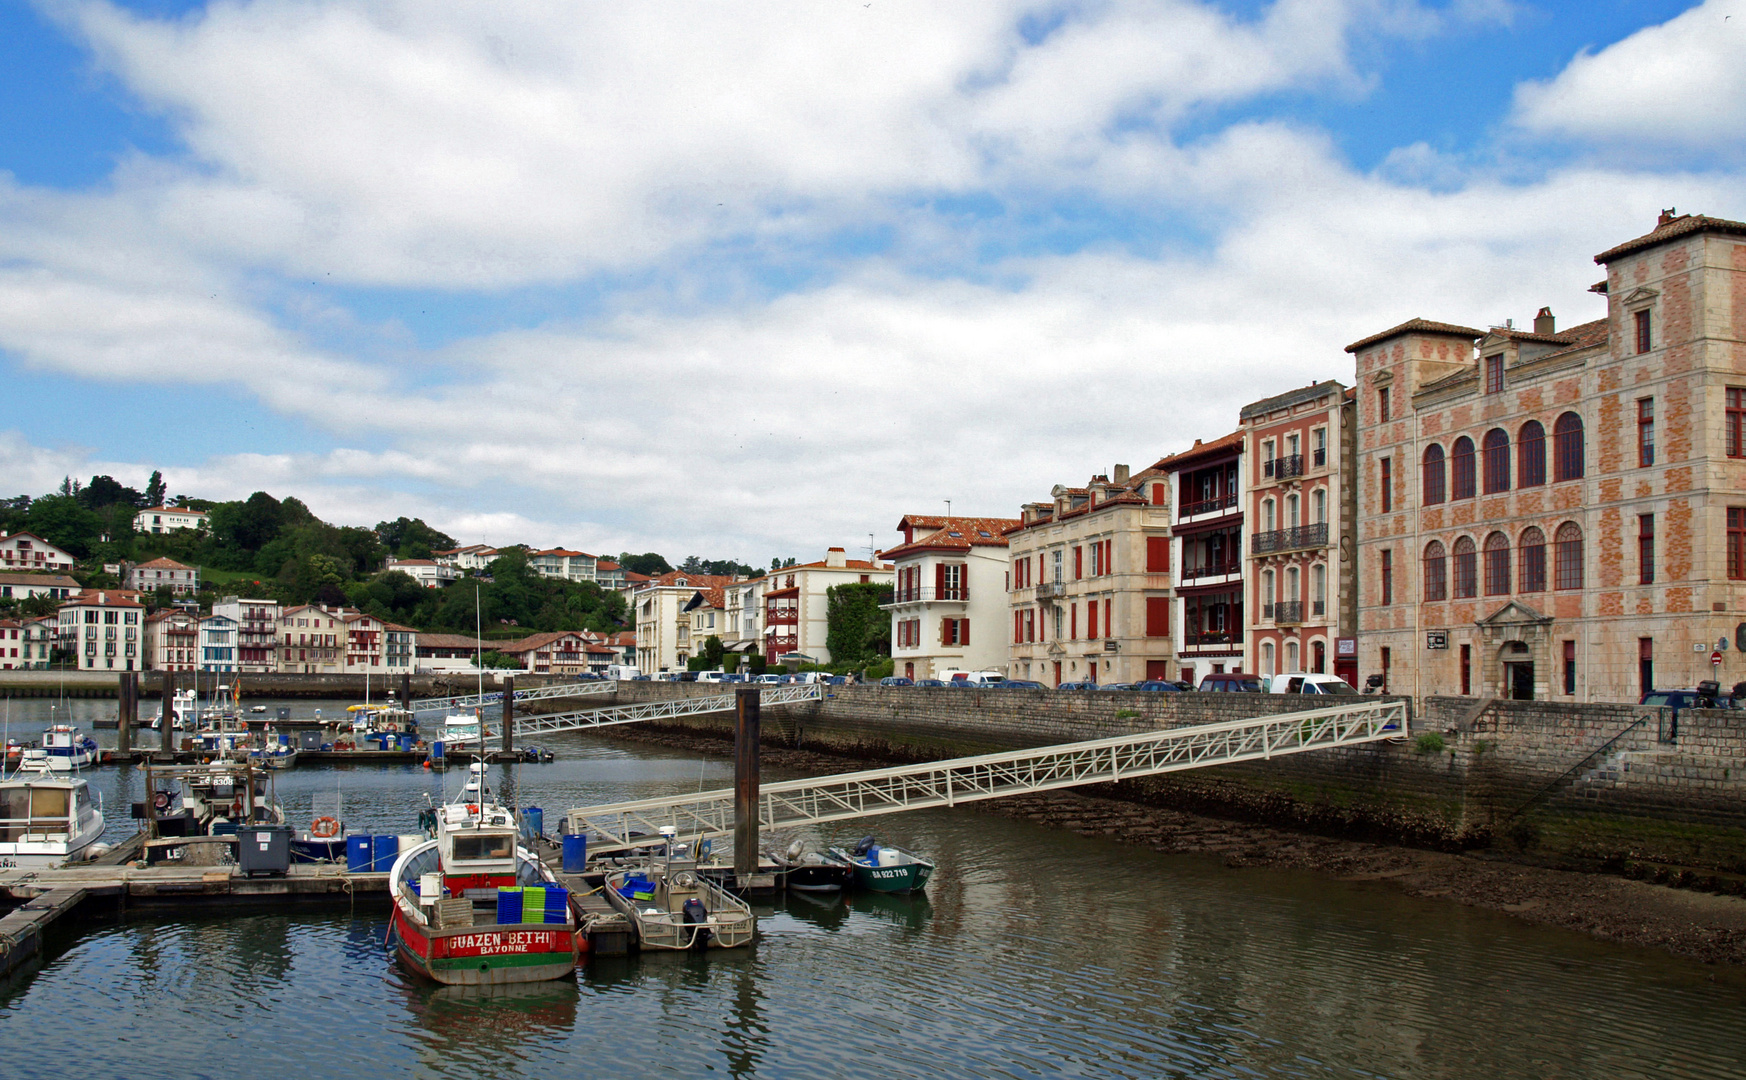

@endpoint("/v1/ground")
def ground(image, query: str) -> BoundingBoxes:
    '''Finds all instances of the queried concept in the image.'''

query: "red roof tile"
[1344,318,1485,355]
[1595,213,1746,264]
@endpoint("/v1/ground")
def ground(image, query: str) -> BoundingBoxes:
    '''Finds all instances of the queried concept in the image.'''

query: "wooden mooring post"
[501,675,514,754]
[734,686,761,885]
[161,670,176,753]
[117,671,135,755]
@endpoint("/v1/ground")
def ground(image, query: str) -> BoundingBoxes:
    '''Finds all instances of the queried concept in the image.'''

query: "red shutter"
[960,620,969,646]
[1088,602,1098,639]
[935,563,946,596]
[1014,610,1022,643]
[1146,537,1169,572]
[1145,597,1170,637]
[1104,599,1112,637]
[1070,604,1078,639]
[941,618,950,646]
[1104,540,1114,574]
[1074,547,1083,579]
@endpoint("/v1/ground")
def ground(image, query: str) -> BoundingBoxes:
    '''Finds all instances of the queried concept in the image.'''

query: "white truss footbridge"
[565,698,1408,855]
[412,680,620,714]
[505,683,823,739]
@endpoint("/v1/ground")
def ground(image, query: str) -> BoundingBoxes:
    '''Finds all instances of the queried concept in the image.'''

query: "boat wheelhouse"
[21,725,99,772]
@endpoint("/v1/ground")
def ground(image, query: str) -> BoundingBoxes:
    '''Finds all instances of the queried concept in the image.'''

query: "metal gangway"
[565,698,1407,855]
[510,683,823,738]
[412,680,620,714]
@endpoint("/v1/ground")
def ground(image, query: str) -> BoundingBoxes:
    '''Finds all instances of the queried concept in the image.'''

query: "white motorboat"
[602,827,756,950]
[150,688,199,730]
[0,764,106,868]
[20,725,100,772]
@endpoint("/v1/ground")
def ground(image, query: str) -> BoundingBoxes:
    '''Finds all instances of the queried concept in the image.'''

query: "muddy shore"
[603,724,1746,967]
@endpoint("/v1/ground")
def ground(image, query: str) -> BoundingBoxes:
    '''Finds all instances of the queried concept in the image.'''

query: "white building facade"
[883,515,1018,681]
[134,506,209,534]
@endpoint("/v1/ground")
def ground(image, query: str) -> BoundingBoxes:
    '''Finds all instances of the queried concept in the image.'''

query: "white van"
[605,664,640,681]
[696,670,728,683]
[1267,673,1358,695]
[943,670,1006,686]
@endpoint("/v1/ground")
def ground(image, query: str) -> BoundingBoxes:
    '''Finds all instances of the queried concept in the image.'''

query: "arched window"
[1313,488,1327,524]
[1452,437,1476,500]
[1286,566,1300,604]
[1261,569,1275,616]
[1553,413,1584,482]
[1483,429,1510,494]
[1286,640,1299,671]
[1286,494,1300,527]
[1452,536,1478,598]
[1424,541,1448,601]
[1311,564,1326,616]
[1555,522,1584,589]
[1422,445,1446,505]
[1263,499,1276,532]
[1262,640,1275,676]
[1312,640,1326,674]
[1484,532,1511,596]
[1519,526,1547,592]
[1519,420,1546,487]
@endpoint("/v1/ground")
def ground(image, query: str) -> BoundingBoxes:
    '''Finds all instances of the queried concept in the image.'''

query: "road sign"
[1426,631,1448,650]
[1712,650,1723,666]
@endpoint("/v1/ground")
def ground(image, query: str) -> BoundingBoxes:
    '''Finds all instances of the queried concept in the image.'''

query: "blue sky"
[2,0,1742,562]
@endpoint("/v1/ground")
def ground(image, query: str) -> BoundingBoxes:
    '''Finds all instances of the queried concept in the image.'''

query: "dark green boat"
[831,837,935,894]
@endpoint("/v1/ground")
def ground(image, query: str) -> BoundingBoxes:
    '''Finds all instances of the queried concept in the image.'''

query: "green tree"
[25,494,101,557]
[617,552,673,576]
[144,470,166,508]
[375,516,457,560]
[825,582,893,666]
[474,650,522,669]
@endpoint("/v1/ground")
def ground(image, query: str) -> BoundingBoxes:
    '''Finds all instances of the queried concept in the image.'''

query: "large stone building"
[59,591,144,671]
[1007,465,1175,686]
[1353,211,1746,702]
[1241,381,1359,685]
[882,514,1019,680]
[633,571,739,673]
[760,549,892,665]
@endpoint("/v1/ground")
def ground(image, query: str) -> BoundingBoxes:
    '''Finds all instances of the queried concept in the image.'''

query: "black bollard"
[734,686,761,884]
[501,675,514,755]
[117,671,135,756]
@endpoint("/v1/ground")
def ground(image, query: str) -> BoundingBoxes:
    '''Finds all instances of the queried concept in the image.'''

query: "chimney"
[1658,207,1677,227]
[1534,307,1555,336]
[1113,464,1130,485]
[825,547,846,568]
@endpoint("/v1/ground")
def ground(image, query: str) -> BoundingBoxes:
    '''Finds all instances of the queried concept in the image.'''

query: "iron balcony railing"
[1312,599,1326,617]
[1181,493,1238,518]
[1250,522,1329,554]
[1263,454,1304,479]
[1274,601,1304,625]
[1183,630,1238,647]
[1036,581,1066,599]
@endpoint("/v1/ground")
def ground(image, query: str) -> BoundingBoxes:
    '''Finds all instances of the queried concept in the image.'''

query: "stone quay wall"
[582,683,1746,874]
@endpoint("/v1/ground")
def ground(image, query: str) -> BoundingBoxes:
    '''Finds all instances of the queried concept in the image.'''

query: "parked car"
[1133,680,1184,692]
[631,674,652,681]
[1057,679,1098,691]
[946,670,1007,686]
[1640,684,1740,713]
[1266,673,1357,695]
[822,675,849,685]
[1198,672,1264,693]
[879,676,915,687]
[1000,679,1046,689]
[1095,682,1136,691]
[756,674,784,684]
[915,678,946,687]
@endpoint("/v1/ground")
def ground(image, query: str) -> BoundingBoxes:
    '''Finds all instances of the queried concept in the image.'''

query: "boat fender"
[852,835,877,857]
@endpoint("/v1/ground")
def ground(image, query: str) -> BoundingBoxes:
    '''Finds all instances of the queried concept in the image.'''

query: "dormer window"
[1484,354,1504,394]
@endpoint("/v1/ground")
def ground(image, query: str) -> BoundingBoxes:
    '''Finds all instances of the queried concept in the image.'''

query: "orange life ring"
[310,816,341,839]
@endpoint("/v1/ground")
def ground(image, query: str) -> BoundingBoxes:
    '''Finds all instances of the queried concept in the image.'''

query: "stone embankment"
[548,681,1746,963]
[0,669,564,699]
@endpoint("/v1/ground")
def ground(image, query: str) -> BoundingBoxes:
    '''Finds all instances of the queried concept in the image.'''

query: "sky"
[2,0,1742,566]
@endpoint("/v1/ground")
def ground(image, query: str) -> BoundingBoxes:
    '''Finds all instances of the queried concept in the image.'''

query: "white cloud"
[1512,0,1746,150]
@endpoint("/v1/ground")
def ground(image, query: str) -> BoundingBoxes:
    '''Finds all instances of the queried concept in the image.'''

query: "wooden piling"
[401,672,411,708]
[117,671,134,755]
[501,675,514,753]
[734,686,761,883]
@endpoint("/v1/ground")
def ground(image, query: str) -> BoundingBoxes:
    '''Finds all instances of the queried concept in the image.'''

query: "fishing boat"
[19,725,99,772]
[768,838,854,893]
[388,764,580,985]
[0,763,107,868]
[830,835,935,894]
[248,730,300,770]
[440,709,494,750]
[150,688,199,731]
[602,827,756,950]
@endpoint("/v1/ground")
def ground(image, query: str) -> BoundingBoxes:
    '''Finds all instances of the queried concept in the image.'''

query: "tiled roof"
[645,571,739,589]
[390,558,439,566]
[496,631,574,654]
[1344,318,1485,354]
[0,572,80,588]
[530,548,589,558]
[1239,379,1347,421]
[1153,430,1244,472]
[1521,317,1609,363]
[60,590,143,609]
[595,560,622,571]
[882,516,1021,560]
[136,506,207,517]
[1595,213,1746,264]
[134,557,195,570]
[779,558,889,572]
[416,633,491,650]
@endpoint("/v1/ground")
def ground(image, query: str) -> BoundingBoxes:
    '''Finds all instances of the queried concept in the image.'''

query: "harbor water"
[1,697,1744,1078]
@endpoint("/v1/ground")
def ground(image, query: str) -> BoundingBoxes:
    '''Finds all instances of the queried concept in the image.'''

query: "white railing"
[412,680,619,713]
[565,699,1407,854]
[515,683,822,738]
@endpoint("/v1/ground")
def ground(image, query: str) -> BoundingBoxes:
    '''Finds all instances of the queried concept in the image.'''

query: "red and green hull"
[391,901,580,985]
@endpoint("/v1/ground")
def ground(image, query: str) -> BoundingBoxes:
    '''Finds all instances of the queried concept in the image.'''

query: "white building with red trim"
[134,506,209,534]
[59,591,144,671]
[761,549,893,665]
[0,533,75,573]
[126,557,200,595]
[881,515,1018,681]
